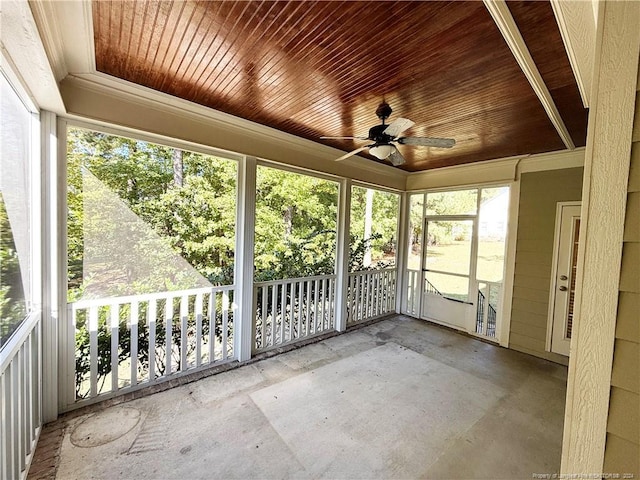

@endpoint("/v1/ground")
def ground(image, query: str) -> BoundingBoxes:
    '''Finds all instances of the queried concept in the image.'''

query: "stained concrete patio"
[38,315,567,479]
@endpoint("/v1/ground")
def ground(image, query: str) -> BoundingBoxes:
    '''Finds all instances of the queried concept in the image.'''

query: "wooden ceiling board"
[93,1,586,171]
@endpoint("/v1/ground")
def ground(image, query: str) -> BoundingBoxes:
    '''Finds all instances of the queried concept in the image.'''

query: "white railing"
[1,314,41,480]
[476,280,501,338]
[405,269,421,316]
[253,274,336,353]
[64,286,235,410]
[347,268,397,325]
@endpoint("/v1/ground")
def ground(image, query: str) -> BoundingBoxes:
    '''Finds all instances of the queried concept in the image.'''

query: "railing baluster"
[195,294,203,367]
[329,277,335,329]
[89,306,98,397]
[149,300,156,381]
[209,292,216,362]
[271,284,277,347]
[110,304,119,393]
[280,282,287,343]
[353,274,361,323]
[222,291,229,360]
[165,297,173,376]
[180,295,188,372]
[131,301,139,387]
[260,286,266,349]
[376,272,382,316]
[20,341,28,466]
[304,281,310,337]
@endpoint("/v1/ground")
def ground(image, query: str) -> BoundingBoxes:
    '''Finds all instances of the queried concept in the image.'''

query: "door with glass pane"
[421,217,475,330]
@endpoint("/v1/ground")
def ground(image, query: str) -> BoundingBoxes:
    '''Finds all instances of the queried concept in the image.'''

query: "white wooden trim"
[561,0,640,473]
[497,181,520,347]
[406,149,585,192]
[60,74,407,189]
[484,0,575,149]
[65,116,244,162]
[40,111,59,423]
[234,156,257,362]
[395,193,409,314]
[56,119,73,412]
[0,0,65,113]
[28,0,68,82]
[334,179,351,332]
[550,0,596,108]
[518,148,584,174]
[545,201,581,353]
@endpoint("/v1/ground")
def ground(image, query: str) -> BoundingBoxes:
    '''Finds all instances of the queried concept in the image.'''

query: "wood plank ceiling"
[93,1,587,172]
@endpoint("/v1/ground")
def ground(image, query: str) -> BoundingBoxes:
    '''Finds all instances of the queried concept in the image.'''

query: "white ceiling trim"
[60,73,408,187]
[484,0,576,150]
[0,0,65,113]
[406,147,585,192]
[550,0,596,108]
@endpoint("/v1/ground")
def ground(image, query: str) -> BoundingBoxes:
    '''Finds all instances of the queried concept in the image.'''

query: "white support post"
[40,111,58,422]
[56,119,73,413]
[334,178,351,332]
[234,156,257,361]
[395,192,409,314]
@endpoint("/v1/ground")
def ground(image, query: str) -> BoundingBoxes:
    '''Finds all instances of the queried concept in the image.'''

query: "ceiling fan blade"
[388,147,406,167]
[320,136,368,140]
[383,118,415,138]
[334,145,370,162]
[398,137,456,148]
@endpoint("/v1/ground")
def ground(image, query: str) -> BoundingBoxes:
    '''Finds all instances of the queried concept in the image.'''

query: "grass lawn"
[407,240,505,301]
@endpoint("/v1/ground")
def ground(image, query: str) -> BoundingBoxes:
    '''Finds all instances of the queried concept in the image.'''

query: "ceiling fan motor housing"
[368,124,394,144]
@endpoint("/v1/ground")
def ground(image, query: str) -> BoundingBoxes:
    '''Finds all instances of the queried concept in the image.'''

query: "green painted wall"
[509,167,584,365]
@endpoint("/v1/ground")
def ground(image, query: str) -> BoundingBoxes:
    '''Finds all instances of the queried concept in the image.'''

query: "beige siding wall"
[603,79,640,476]
[509,167,584,364]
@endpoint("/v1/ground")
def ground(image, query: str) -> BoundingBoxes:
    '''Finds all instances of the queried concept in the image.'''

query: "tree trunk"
[283,206,293,238]
[364,188,374,267]
[172,149,183,187]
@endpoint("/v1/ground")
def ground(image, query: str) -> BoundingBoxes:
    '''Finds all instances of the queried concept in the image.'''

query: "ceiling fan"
[321,102,455,166]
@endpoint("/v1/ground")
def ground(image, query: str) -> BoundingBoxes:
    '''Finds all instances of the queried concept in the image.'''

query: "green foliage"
[349,187,399,270]
[254,167,339,281]
[0,193,27,347]
[67,128,237,298]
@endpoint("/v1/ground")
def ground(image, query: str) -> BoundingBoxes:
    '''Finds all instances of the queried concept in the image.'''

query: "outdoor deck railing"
[253,274,336,353]
[347,268,397,325]
[476,280,501,338]
[1,315,41,480]
[64,286,235,410]
[405,269,421,316]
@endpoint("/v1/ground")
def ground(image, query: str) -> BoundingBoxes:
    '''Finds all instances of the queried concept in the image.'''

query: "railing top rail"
[348,267,397,275]
[477,279,503,287]
[1,311,41,374]
[70,284,235,309]
[254,274,336,287]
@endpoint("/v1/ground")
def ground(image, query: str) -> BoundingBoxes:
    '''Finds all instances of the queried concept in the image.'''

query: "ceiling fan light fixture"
[369,144,395,159]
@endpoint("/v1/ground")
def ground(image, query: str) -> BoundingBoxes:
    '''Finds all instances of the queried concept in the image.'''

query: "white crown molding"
[550,0,596,108]
[518,147,585,174]
[60,73,408,189]
[28,0,68,81]
[0,0,65,113]
[44,0,94,74]
[406,147,585,192]
[406,155,523,191]
[484,0,576,150]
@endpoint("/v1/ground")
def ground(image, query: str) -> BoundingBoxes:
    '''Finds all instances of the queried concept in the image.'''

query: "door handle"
[558,286,568,291]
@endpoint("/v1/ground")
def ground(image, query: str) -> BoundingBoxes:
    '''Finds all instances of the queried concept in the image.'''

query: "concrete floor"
[50,316,567,479]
